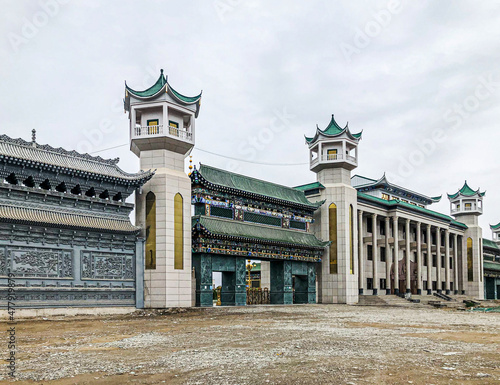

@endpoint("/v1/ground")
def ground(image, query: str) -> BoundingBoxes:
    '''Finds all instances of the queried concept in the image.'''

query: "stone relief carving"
[81,251,134,280]
[0,247,5,275]
[8,247,73,278]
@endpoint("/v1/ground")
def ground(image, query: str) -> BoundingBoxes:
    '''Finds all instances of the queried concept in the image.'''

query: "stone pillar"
[405,219,411,294]
[436,227,442,293]
[193,253,213,307]
[372,213,378,295]
[385,217,391,295]
[135,238,145,309]
[235,257,247,306]
[270,260,293,304]
[307,262,317,304]
[416,222,422,295]
[453,233,459,294]
[426,225,432,295]
[393,216,399,295]
[358,210,364,295]
[445,230,451,294]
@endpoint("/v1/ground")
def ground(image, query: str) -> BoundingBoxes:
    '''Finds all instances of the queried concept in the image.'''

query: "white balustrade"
[132,124,193,142]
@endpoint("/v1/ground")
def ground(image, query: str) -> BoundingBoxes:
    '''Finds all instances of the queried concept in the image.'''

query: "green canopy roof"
[490,222,500,230]
[305,114,362,144]
[294,181,325,191]
[447,181,485,199]
[194,164,322,210]
[483,239,499,249]
[357,192,467,229]
[192,215,329,249]
[484,261,500,272]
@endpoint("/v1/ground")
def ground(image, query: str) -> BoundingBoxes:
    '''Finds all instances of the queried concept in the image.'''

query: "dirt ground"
[1,304,499,384]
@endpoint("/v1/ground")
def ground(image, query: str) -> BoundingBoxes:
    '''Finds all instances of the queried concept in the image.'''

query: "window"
[147,119,159,135]
[367,245,373,261]
[169,120,179,136]
[210,206,233,219]
[244,212,281,227]
[467,237,473,281]
[145,192,156,269]
[174,193,184,270]
[367,217,373,234]
[449,257,453,269]
[169,120,179,128]
[380,247,386,262]
[367,278,373,290]
[329,203,338,274]
[465,203,472,210]
[432,281,437,290]
[432,255,437,267]
[290,220,306,231]
[441,255,445,268]
[326,149,337,160]
[381,193,390,200]
[380,279,387,290]
[423,253,427,267]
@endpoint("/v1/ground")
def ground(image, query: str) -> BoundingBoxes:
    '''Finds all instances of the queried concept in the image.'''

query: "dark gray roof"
[0,134,154,183]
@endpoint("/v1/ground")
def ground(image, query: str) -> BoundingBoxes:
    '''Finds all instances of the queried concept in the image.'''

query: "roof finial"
[188,155,193,176]
[31,129,36,144]
[160,69,164,75]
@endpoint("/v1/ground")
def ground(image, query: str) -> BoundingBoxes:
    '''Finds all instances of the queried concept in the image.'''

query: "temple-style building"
[1,70,499,311]
[0,131,153,308]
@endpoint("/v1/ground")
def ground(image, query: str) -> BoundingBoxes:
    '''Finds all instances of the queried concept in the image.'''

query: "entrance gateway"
[191,164,328,307]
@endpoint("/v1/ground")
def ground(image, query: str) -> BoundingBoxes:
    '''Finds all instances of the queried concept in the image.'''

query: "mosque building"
[1,71,499,310]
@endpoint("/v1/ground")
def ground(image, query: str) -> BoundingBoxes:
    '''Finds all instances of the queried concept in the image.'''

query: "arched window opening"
[6,173,18,185]
[467,237,473,282]
[112,192,123,202]
[23,176,35,187]
[99,189,109,200]
[40,179,51,190]
[71,184,82,195]
[329,203,337,274]
[85,187,96,197]
[145,192,156,269]
[55,182,67,193]
[174,193,184,270]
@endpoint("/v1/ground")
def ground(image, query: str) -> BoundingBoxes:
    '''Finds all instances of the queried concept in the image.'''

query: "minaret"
[306,114,362,304]
[125,70,202,308]
[448,181,485,299]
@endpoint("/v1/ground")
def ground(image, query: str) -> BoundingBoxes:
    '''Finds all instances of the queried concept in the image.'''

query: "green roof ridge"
[447,180,485,199]
[168,82,202,103]
[197,164,320,209]
[357,192,467,228]
[322,114,345,136]
[192,215,329,248]
[490,222,500,230]
[126,70,166,98]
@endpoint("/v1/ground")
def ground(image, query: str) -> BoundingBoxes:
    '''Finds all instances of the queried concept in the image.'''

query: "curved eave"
[125,83,167,100]
[431,195,442,203]
[490,222,500,230]
[306,128,361,147]
[447,191,485,200]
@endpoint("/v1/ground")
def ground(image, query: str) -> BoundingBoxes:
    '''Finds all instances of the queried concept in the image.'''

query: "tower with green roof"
[447,181,485,299]
[490,222,500,245]
[305,115,362,304]
[125,70,202,308]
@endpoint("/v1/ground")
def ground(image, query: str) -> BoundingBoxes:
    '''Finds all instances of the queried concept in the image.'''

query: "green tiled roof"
[294,182,325,191]
[490,222,500,230]
[483,239,499,249]
[195,164,321,209]
[357,192,467,228]
[484,261,500,272]
[192,215,329,249]
[447,181,485,199]
[305,114,362,144]
[125,69,201,105]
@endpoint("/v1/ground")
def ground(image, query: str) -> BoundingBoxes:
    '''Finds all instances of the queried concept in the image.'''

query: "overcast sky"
[1,0,499,233]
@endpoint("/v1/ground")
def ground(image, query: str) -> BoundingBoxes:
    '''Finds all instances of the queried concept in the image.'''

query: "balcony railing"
[451,206,482,214]
[133,125,193,142]
[310,153,357,167]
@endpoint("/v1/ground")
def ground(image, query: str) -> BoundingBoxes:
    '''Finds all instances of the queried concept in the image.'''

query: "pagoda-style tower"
[306,115,362,304]
[125,70,202,308]
[491,222,500,246]
[448,181,485,299]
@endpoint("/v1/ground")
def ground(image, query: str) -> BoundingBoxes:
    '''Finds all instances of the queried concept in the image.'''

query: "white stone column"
[436,227,442,293]
[372,213,378,295]
[453,233,459,294]
[385,217,391,295]
[393,216,399,295]
[445,230,451,294]
[358,210,364,295]
[260,261,271,289]
[427,225,432,294]
[405,219,411,294]
[416,222,422,294]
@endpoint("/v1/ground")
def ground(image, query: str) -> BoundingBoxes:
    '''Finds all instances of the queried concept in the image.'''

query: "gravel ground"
[2,305,499,384]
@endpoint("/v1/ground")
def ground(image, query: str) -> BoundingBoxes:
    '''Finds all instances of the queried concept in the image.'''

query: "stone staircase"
[357,294,468,310]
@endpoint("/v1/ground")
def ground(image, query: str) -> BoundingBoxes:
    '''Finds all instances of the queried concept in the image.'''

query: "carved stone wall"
[81,251,134,280]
